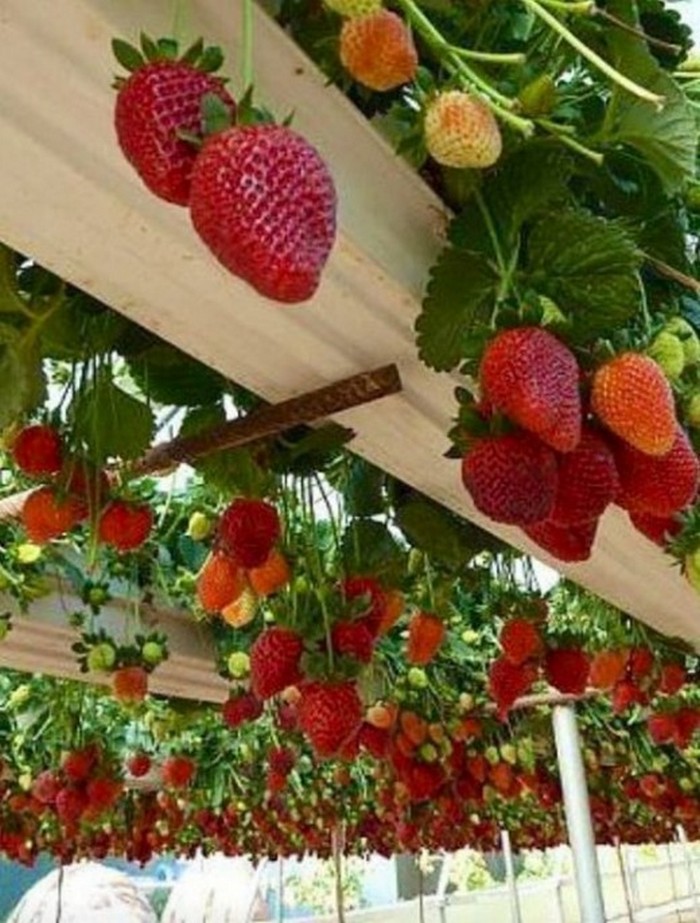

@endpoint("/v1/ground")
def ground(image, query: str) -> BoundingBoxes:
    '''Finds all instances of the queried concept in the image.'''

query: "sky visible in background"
[686,2,700,44]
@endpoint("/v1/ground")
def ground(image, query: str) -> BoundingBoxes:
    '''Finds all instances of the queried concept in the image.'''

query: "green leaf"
[342,458,385,518]
[180,37,205,66]
[199,46,225,73]
[111,38,145,73]
[201,93,234,136]
[139,33,159,62]
[0,245,29,317]
[127,344,227,406]
[70,370,155,463]
[415,248,498,371]
[156,38,179,60]
[340,520,405,584]
[524,209,643,343]
[0,324,45,429]
[40,294,127,360]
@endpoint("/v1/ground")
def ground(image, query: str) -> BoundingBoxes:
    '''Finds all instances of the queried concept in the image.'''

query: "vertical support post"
[552,704,606,923]
[276,858,284,923]
[332,824,346,923]
[436,852,452,923]
[615,836,635,922]
[677,825,700,923]
[501,829,523,923]
[667,842,682,923]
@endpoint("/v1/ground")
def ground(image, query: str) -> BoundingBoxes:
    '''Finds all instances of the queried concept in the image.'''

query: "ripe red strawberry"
[461,433,558,526]
[31,770,61,806]
[297,681,363,758]
[358,722,390,758]
[62,745,99,783]
[406,762,445,803]
[647,712,677,745]
[114,40,235,205]
[331,620,375,663]
[658,662,687,696]
[614,428,698,517]
[589,649,628,690]
[406,612,445,665]
[217,498,281,569]
[673,707,700,748]
[197,551,246,613]
[98,500,153,552]
[85,777,123,815]
[480,328,582,452]
[126,752,152,778]
[55,786,88,826]
[11,424,63,477]
[161,755,196,788]
[545,648,590,695]
[524,517,598,562]
[591,352,676,456]
[551,429,619,525]
[628,510,681,546]
[628,647,654,681]
[424,91,502,169]
[268,746,296,777]
[499,619,543,666]
[488,656,538,715]
[111,665,149,705]
[222,691,264,728]
[611,679,647,714]
[190,125,337,303]
[250,627,303,699]
[21,486,87,543]
[276,701,299,733]
[339,11,418,92]
[341,575,387,636]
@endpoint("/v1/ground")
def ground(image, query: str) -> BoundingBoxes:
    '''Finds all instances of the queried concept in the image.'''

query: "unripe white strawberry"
[424,91,502,169]
[323,0,382,16]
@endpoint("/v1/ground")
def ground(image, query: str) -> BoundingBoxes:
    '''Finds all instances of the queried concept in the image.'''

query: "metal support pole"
[667,842,682,923]
[615,836,635,922]
[276,858,284,923]
[552,704,606,923]
[436,852,452,923]
[501,829,523,923]
[677,825,700,923]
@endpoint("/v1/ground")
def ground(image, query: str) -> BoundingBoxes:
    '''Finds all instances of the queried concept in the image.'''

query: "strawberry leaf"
[139,33,159,62]
[415,248,498,371]
[0,323,45,428]
[201,93,234,136]
[126,343,227,406]
[340,520,405,583]
[180,37,205,66]
[111,38,145,73]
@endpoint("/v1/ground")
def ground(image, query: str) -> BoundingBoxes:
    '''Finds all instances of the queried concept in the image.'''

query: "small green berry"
[187,511,212,541]
[647,332,685,380]
[141,641,165,667]
[407,667,428,689]
[227,651,251,679]
[87,643,117,673]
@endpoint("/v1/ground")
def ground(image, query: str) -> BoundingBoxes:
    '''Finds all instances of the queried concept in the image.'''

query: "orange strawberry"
[406,611,445,664]
[399,710,428,746]
[377,589,404,635]
[589,649,628,690]
[21,486,86,543]
[339,11,418,92]
[424,91,502,169]
[591,353,676,456]
[196,551,247,613]
[220,586,258,628]
[248,548,291,596]
[111,666,148,705]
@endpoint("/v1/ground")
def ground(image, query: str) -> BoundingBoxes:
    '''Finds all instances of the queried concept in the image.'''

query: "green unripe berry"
[664,318,700,366]
[15,543,42,565]
[419,742,439,763]
[407,667,428,689]
[141,641,165,666]
[187,511,212,542]
[518,74,557,117]
[647,332,685,380]
[687,393,700,428]
[87,643,116,673]
[227,651,251,679]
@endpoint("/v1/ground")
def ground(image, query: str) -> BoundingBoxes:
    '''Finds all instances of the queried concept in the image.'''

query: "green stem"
[171,0,186,45]
[304,478,334,673]
[242,0,254,91]
[474,191,508,301]
[522,0,665,106]
[537,122,605,164]
[536,0,594,13]
[449,47,527,66]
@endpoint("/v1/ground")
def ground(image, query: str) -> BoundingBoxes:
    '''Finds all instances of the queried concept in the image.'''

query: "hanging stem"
[332,824,346,923]
[242,0,255,91]
[171,0,186,45]
[522,0,665,106]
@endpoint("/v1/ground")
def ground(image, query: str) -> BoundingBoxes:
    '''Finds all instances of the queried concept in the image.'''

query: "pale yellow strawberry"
[220,586,258,628]
[424,91,502,169]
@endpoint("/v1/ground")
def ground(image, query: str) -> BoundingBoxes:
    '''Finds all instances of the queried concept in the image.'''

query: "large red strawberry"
[406,612,445,665]
[499,619,543,666]
[222,691,264,728]
[62,745,99,783]
[161,755,196,788]
[613,428,699,517]
[12,424,63,477]
[551,429,619,525]
[196,551,246,613]
[524,517,598,563]
[98,500,153,552]
[488,656,538,715]
[545,648,590,695]
[297,681,363,758]
[111,665,149,705]
[658,662,686,696]
[189,124,337,303]
[113,38,235,205]
[628,510,681,546]
[480,327,582,452]
[126,752,152,778]
[21,486,87,543]
[217,498,281,569]
[250,627,303,699]
[341,576,387,636]
[331,620,375,663]
[461,432,558,526]
[647,712,676,745]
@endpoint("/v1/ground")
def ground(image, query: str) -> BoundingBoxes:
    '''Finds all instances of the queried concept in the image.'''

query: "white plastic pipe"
[552,704,606,923]
[677,825,700,923]
[501,828,523,923]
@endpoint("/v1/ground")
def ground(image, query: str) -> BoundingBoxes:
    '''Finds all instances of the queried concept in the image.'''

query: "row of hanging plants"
[1,248,700,864]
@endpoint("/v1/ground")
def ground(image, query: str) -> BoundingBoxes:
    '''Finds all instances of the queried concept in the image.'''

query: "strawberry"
[324,0,382,14]
[85,777,123,815]
[479,328,582,453]
[461,433,558,526]
[190,125,336,303]
[628,510,681,546]
[550,429,619,525]
[222,691,263,728]
[613,428,698,517]
[377,589,404,636]
[589,649,628,690]
[524,517,598,563]
[341,575,387,636]
[658,662,686,696]
[358,722,390,758]
[297,681,363,758]
[98,500,153,552]
[268,746,296,777]
[111,665,149,705]
[220,586,258,628]
[250,627,304,699]
[126,752,152,778]
[55,786,88,826]
[248,549,291,597]
[331,620,375,663]
[21,486,86,543]
[217,498,281,569]
[197,551,247,613]
[31,770,61,806]
[161,755,196,788]
[647,712,677,745]
[591,353,677,456]
[488,656,537,715]
[611,679,646,714]
[114,39,235,205]
[406,762,445,803]
[628,646,654,681]
[339,10,418,92]
[406,612,445,665]
[11,424,63,477]
[424,91,502,169]
[62,745,99,783]
[673,707,700,748]
[545,648,590,695]
[499,619,542,666]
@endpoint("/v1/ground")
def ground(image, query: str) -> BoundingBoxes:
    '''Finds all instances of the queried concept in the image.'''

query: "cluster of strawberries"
[10,423,153,552]
[113,36,336,303]
[461,327,699,562]
[328,0,502,170]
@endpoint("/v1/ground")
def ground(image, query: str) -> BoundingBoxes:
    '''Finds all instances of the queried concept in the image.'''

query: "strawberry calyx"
[112,34,226,81]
